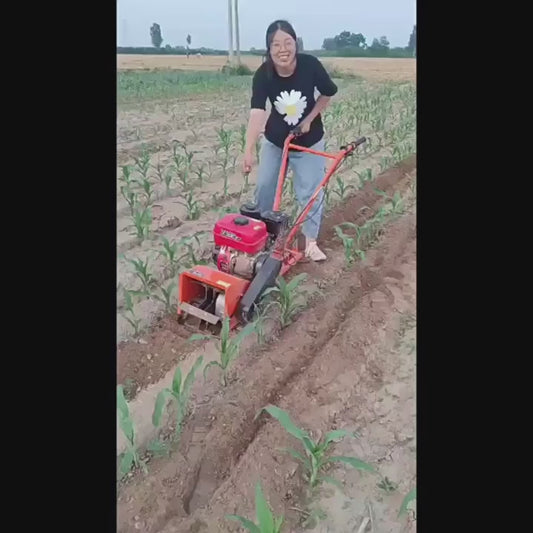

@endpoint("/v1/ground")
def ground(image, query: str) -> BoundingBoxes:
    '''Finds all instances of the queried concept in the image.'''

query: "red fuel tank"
[213,214,268,254]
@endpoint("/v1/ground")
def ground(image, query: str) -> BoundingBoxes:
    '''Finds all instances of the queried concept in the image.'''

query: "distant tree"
[150,23,163,48]
[379,35,390,48]
[322,37,336,50]
[297,36,304,51]
[407,25,416,56]
[333,31,366,49]
[369,35,390,52]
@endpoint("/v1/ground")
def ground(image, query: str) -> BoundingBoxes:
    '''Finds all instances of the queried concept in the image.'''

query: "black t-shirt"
[250,53,338,148]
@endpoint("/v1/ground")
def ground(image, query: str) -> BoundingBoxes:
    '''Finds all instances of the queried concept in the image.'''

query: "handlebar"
[341,137,367,153]
[289,126,303,137]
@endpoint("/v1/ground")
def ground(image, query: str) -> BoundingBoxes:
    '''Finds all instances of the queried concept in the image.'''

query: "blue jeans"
[254,137,326,239]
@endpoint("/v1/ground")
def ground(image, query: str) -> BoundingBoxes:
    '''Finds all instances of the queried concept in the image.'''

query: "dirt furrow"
[117,160,416,533]
[117,155,415,396]
[164,209,416,533]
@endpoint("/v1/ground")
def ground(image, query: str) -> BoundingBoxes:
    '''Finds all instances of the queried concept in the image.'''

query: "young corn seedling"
[334,223,366,265]
[126,257,156,296]
[238,124,247,152]
[379,156,393,173]
[398,486,416,518]
[355,168,373,188]
[157,237,180,277]
[259,405,376,490]
[377,476,398,493]
[120,165,135,188]
[226,482,284,533]
[131,206,152,241]
[192,162,206,187]
[176,190,204,220]
[137,177,155,207]
[117,385,146,477]
[120,185,138,216]
[163,167,176,196]
[152,355,204,442]
[151,281,177,314]
[121,289,142,336]
[189,316,256,386]
[176,164,192,191]
[262,273,313,329]
[216,124,234,158]
[175,232,209,269]
[152,159,168,185]
[331,175,355,200]
[374,188,405,217]
[133,150,151,181]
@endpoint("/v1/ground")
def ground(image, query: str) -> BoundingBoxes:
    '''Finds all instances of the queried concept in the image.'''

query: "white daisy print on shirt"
[274,89,307,126]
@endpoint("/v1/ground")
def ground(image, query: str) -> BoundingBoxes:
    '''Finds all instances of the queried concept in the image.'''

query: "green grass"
[117,70,252,104]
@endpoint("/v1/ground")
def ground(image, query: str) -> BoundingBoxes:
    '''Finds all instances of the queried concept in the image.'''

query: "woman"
[243,20,338,262]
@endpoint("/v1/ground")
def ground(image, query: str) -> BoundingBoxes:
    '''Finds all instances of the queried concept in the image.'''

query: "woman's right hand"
[243,150,254,174]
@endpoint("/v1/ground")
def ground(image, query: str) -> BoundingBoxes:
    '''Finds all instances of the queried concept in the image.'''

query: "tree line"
[119,24,416,59]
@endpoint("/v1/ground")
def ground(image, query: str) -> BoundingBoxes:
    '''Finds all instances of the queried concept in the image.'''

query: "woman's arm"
[244,109,267,155]
[299,95,332,131]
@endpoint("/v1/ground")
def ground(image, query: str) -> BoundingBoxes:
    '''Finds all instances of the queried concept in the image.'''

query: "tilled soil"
[117,155,416,401]
[117,159,416,533]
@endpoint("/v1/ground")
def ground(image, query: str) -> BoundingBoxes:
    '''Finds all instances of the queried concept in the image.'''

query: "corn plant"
[331,175,355,200]
[120,185,138,215]
[262,273,312,328]
[176,190,204,220]
[171,141,188,173]
[238,124,247,152]
[152,355,203,441]
[131,206,152,241]
[192,162,206,187]
[216,124,234,157]
[379,155,393,173]
[126,257,155,296]
[121,289,142,336]
[151,281,177,314]
[377,476,398,493]
[176,232,209,269]
[120,165,135,188]
[133,150,151,181]
[374,188,405,217]
[157,237,180,277]
[189,316,256,386]
[117,385,146,477]
[163,167,175,195]
[226,482,284,533]
[355,168,373,188]
[259,405,375,489]
[152,159,168,185]
[399,486,416,518]
[334,223,366,265]
[176,166,192,191]
[136,177,154,207]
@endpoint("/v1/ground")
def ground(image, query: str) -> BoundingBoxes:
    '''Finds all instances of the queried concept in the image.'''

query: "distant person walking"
[243,20,338,262]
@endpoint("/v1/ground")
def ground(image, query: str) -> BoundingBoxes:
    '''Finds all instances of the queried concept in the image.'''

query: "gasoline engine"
[212,202,291,280]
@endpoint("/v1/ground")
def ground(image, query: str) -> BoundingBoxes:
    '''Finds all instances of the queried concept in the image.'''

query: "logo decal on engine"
[221,230,241,241]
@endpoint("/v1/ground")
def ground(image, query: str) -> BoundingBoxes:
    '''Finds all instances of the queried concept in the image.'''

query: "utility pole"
[234,0,241,64]
[227,0,234,65]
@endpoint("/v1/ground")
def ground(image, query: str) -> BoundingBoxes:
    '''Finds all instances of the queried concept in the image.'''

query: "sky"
[117,0,416,51]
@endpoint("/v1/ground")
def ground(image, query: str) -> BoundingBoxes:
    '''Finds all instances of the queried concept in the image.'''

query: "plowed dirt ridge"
[117,160,416,533]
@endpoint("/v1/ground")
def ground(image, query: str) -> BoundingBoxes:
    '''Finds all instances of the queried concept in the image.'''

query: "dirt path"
[117,163,416,532]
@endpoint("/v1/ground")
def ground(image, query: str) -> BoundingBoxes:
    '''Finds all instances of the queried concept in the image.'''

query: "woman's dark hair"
[263,19,299,79]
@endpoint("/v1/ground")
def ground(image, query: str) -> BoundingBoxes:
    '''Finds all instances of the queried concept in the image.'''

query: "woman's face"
[269,29,297,67]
